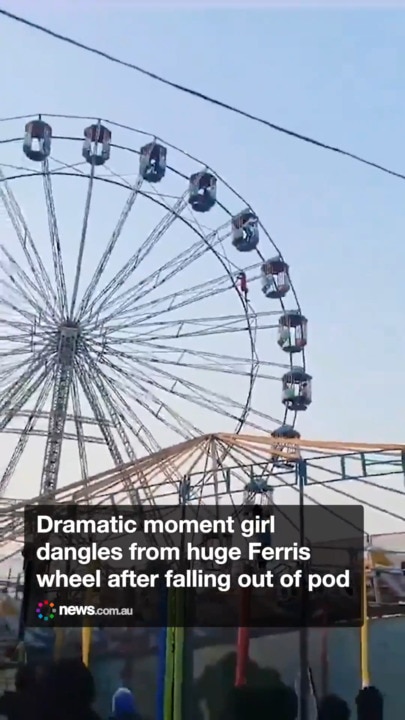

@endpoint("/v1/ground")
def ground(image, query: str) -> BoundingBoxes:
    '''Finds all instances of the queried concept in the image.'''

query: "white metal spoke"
[0,363,51,432]
[0,168,58,317]
[0,342,52,408]
[69,163,96,317]
[0,375,53,495]
[131,358,282,429]
[87,350,201,442]
[82,191,192,322]
[101,315,280,345]
[42,159,69,316]
[39,327,77,494]
[84,348,185,498]
[89,222,232,325]
[111,374,203,440]
[76,358,155,504]
[91,262,261,330]
[0,244,52,319]
[77,174,144,317]
[75,357,125,467]
[71,375,89,486]
[113,350,283,381]
[0,427,105,444]
[83,357,137,463]
[100,352,281,436]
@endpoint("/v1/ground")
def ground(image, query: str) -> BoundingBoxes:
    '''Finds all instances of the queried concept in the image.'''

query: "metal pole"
[298,459,309,720]
[180,491,195,720]
[182,595,195,720]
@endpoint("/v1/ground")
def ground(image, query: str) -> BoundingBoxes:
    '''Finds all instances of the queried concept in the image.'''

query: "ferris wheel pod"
[188,171,217,212]
[281,367,312,411]
[139,142,167,183]
[271,424,301,466]
[261,257,290,299]
[231,210,259,252]
[278,311,308,353]
[271,424,300,440]
[82,124,112,166]
[22,120,52,162]
[243,477,274,506]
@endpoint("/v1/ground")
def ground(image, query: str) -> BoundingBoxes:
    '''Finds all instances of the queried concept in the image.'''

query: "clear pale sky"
[0,3,404,533]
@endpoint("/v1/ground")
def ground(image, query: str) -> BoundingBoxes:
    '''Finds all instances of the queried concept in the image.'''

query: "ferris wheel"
[0,114,311,498]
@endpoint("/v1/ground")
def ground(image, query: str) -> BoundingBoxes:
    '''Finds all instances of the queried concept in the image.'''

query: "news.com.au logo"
[36,600,57,622]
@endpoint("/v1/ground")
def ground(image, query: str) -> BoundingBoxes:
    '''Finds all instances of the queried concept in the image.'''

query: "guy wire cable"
[1,7,405,182]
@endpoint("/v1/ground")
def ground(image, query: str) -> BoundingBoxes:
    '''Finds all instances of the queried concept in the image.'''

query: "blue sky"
[0,4,404,531]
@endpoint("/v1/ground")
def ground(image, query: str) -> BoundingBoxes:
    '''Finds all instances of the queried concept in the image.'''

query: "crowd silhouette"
[0,659,101,720]
[0,657,356,720]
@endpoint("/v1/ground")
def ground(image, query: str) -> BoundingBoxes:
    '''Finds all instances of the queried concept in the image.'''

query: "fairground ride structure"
[0,434,404,720]
[0,433,404,561]
[0,115,402,719]
[0,114,309,499]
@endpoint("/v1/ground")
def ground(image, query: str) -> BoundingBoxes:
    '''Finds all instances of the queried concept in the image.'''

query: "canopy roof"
[0,432,404,564]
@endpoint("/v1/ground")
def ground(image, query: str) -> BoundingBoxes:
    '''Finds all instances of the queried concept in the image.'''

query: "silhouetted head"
[44,659,95,709]
[15,664,37,693]
[319,694,350,720]
[221,685,298,720]
[356,686,383,720]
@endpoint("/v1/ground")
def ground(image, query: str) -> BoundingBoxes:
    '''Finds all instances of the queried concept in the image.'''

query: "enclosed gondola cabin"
[243,476,274,507]
[139,142,167,183]
[261,257,290,299]
[243,477,273,562]
[23,119,52,162]
[188,172,217,212]
[82,124,111,166]
[231,210,259,252]
[281,367,312,411]
[278,311,308,353]
[271,424,301,467]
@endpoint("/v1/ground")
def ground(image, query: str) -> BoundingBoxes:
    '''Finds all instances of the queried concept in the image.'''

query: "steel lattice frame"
[0,114,309,499]
[1,433,405,564]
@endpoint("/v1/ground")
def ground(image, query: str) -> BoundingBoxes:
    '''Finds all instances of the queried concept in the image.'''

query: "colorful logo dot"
[36,600,56,621]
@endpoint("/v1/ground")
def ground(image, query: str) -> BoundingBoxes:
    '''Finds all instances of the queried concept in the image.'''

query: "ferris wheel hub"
[58,322,80,339]
[56,322,81,366]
